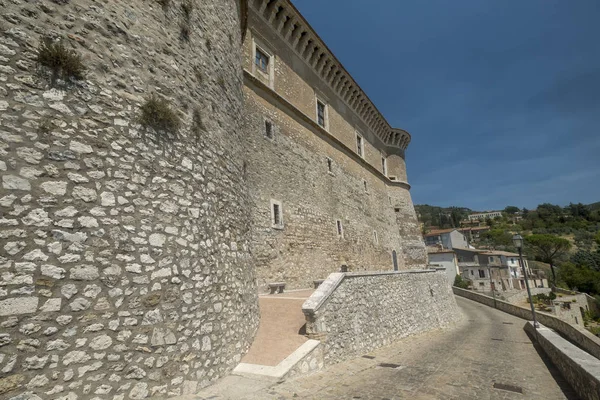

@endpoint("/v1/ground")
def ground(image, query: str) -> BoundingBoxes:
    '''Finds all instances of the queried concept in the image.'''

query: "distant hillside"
[589,202,600,211]
[415,201,600,231]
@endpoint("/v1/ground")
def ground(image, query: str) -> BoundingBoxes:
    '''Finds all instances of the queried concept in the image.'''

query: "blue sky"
[293,0,600,211]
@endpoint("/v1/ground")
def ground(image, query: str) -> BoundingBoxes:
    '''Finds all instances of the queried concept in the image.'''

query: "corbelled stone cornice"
[248,0,412,154]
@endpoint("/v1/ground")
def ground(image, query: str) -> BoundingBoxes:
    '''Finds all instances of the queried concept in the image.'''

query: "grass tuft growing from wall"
[36,38,86,85]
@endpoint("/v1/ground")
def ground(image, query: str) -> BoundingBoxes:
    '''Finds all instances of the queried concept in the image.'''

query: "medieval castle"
[0,1,453,399]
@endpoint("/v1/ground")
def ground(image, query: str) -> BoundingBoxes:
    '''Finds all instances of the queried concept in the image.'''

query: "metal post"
[519,247,539,328]
[487,266,497,307]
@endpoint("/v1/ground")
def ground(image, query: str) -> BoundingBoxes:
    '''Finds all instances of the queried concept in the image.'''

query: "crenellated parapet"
[249,0,412,155]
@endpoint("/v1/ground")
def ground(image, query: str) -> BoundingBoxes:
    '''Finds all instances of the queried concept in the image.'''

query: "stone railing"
[453,287,600,360]
[302,269,461,364]
[524,322,600,400]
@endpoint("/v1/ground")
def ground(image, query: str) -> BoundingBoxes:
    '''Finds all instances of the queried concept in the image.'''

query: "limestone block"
[0,297,39,316]
[70,265,99,281]
[2,175,31,191]
[39,298,62,313]
[151,328,177,347]
[40,181,67,196]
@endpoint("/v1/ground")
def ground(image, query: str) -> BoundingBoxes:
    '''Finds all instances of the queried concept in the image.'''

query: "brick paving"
[183,296,580,400]
[241,290,314,366]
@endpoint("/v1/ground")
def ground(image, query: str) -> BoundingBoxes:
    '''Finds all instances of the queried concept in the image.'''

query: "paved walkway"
[241,289,313,366]
[180,296,579,400]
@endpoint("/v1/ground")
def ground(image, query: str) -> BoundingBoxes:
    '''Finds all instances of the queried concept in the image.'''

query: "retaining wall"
[525,322,600,400]
[454,287,600,360]
[303,269,461,364]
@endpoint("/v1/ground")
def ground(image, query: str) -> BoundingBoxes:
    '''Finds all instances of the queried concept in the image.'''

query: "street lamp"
[513,234,539,329]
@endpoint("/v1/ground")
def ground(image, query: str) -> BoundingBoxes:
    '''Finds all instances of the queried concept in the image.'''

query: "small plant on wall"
[138,94,181,144]
[36,38,86,86]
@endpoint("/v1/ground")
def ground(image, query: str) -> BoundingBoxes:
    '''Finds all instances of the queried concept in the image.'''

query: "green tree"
[504,206,520,215]
[481,229,513,249]
[558,262,600,295]
[525,234,572,285]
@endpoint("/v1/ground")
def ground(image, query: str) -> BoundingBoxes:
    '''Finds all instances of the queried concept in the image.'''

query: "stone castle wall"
[242,2,427,291]
[0,1,259,399]
[243,87,411,290]
[302,270,462,364]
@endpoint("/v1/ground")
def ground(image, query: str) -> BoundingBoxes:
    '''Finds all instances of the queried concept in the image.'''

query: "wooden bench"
[268,282,286,294]
[313,279,325,289]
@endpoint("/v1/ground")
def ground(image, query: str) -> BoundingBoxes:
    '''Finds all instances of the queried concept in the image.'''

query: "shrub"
[453,275,470,289]
[138,94,181,143]
[36,38,86,84]
[588,326,600,337]
[38,117,54,135]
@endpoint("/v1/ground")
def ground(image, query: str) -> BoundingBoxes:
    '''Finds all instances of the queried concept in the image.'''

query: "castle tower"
[0,0,258,397]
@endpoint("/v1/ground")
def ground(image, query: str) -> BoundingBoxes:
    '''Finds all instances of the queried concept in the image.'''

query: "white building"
[468,211,503,222]
[423,229,469,250]
[428,250,459,284]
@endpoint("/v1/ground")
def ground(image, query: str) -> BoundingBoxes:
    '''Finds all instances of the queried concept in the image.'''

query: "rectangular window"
[326,157,333,173]
[478,269,485,278]
[255,47,269,72]
[336,220,343,238]
[381,155,387,176]
[489,256,494,262]
[363,180,368,192]
[270,200,283,229]
[470,270,474,276]
[317,100,326,128]
[356,134,364,158]
[273,204,280,225]
[265,119,273,139]
[373,231,378,245]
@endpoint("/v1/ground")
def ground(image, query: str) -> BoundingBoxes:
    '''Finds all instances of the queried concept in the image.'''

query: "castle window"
[336,219,344,238]
[270,199,283,229]
[389,176,397,181]
[356,134,364,158]
[381,155,387,176]
[373,231,378,245]
[255,47,269,73]
[363,180,368,192]
[265,119,273,139]
[252,39,274,88]
[326,157,333,174]
[316,99,327,129]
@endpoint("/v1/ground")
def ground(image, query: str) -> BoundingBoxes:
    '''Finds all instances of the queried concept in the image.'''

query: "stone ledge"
[525,322,600,400]
[233,339,322,379]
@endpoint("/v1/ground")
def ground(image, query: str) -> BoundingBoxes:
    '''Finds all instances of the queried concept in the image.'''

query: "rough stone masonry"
[0,0,258,399]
